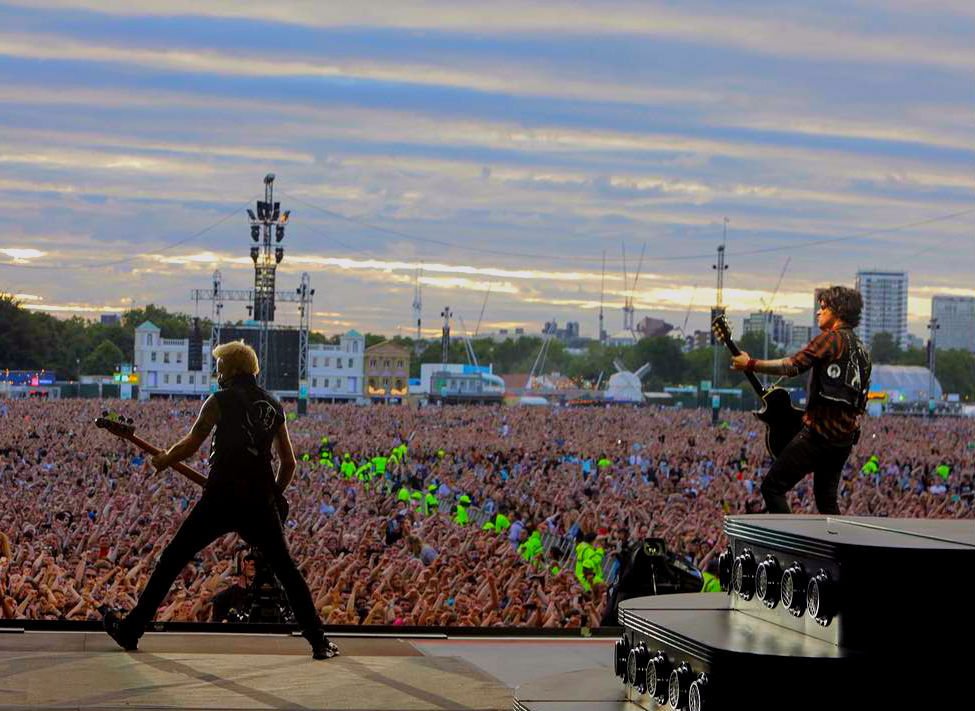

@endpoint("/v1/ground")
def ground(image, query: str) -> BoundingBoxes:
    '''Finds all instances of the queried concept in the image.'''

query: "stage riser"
[724,517,975,650]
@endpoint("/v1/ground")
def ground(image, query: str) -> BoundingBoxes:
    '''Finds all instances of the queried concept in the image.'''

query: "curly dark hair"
[819,285,863,328]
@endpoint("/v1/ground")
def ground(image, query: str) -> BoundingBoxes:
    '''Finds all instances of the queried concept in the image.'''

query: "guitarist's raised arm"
[731,329,842,378]
[730,353,801,377]
[150,395,220,473]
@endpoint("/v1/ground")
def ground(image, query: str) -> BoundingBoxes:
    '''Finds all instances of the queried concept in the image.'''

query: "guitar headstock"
[94,410,136,439]
[711,313,733,346]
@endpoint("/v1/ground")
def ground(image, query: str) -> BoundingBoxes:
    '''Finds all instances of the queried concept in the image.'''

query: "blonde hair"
[212,340,260,377]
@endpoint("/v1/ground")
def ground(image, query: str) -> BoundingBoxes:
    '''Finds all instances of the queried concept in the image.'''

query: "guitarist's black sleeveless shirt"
[207,374,285,500]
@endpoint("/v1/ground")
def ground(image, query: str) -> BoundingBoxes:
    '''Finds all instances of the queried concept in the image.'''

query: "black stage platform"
[514,515,974,711]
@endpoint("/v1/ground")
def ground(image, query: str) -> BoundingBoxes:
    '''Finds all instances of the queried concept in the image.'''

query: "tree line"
[1,295,972,398]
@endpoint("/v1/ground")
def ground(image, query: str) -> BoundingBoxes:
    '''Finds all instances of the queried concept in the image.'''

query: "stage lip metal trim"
[617,609,714,664]
[725,515,975,557]
[724,518,837,559]
[825,517,975,548]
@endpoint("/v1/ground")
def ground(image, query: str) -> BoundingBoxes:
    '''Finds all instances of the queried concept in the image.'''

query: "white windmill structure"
[603,358,652,403]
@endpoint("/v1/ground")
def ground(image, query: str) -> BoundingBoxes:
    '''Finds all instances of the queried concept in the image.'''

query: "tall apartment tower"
[931,295,975,353]
[855,270,909,350]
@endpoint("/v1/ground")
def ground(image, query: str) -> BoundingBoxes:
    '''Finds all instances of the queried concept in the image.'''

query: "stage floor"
[0,630,612,711]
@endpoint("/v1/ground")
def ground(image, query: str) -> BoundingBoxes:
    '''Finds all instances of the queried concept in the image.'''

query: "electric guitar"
[710,315,804,458]
[94,413,290,520]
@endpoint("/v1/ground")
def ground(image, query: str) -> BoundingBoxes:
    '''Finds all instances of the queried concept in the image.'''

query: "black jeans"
[760,427,853,515]
[125,492,321,636]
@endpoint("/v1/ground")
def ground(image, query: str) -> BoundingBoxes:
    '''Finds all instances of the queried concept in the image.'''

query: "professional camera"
[602,538,703,625]
[225,550,295,625]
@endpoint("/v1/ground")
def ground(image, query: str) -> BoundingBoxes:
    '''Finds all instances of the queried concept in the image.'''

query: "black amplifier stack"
[610,515,974,710]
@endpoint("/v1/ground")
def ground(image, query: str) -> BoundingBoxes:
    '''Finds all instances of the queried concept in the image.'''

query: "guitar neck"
[126,433,207,489]
[723,337,767,398]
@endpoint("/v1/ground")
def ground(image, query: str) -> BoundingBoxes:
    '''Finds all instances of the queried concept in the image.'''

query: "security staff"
[340,453,356,480]
[454,494,471,525]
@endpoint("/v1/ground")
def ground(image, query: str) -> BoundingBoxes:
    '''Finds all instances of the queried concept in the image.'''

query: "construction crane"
[598,250,606,344]
[760,257,791,385]
[456,313,479,368]
[412,264,423,353]
[473,284,492,338]
[623,242,646,336]
[528,334,554,390]
[675,286,697,343]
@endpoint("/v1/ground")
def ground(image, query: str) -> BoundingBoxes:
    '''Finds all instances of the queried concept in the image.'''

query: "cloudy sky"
[1,0,972,341]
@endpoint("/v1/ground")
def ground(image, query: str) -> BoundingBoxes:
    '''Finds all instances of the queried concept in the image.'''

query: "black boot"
[304,628,340,660]
[102,609,140,651]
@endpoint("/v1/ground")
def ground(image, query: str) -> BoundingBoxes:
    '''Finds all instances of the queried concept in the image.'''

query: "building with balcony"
[308,330,364,400]
[364,341,411,400]
[931,295,975,353]
[855,270,909,350]
[133,321,211,398]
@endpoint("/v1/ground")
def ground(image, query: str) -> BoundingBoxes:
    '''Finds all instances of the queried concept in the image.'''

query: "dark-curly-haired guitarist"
[103,340,338,659]
[731,285,872,514]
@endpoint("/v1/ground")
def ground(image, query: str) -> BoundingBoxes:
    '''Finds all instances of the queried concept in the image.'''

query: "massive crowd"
[0,398,971,627]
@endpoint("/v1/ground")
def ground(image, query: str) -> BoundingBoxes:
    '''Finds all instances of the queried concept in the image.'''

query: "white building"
[931,295,975,353]
[134,321,211,398]
[135,321,366,400]
[855,270,909,350]
[308,330,365,400]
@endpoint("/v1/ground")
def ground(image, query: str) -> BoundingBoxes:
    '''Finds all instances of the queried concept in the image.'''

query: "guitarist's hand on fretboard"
[730,352,752,371]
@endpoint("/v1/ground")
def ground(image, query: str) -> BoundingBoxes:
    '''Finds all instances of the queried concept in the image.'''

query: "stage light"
[250,247,259,263]
[756,555,782,608]
[275,247,284,264]
[669,662,693,710]
[626,642,650,692]
[647,651,671,703]
[689,673,709,711]
[717,548,733,590]
[614,637,630,679]
[807,569,834,626]
[732,549,756,600]
[251,225,261,241]
[271,202,280,222]
[256,201,267,221]
[275,225,285,242]
[781,562,807,617]
[247,208,256,221]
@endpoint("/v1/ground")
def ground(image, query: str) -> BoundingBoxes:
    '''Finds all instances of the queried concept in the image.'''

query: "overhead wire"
[280,190,975,265]
[0,198,257,271]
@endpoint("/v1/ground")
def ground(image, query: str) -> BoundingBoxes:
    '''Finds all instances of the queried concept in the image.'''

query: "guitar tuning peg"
[126,417,134,425]
[101,410,109,417]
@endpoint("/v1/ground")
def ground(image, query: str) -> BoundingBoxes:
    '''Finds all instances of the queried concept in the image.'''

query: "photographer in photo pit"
[210,549,296,625]
[209,551,257,623]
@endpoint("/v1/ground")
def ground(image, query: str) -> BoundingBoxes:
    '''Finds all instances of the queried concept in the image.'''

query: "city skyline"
[0,1,973,339]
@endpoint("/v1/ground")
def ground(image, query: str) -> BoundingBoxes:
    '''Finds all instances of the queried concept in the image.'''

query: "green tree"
[630,336,686,389]
[364,333,387,348]
[81,339,125,375]
[935,349,975,400]
[895,346,927,367]
[869,332,900,364]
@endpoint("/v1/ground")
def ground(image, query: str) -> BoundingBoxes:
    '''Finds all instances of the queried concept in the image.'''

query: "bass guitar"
[94,412,290,520]
[711,314,804,458]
